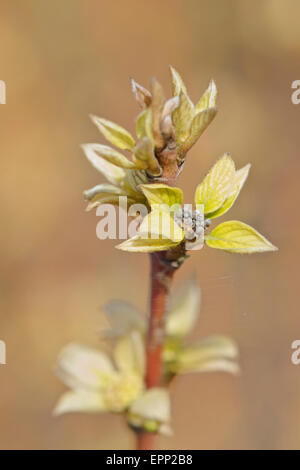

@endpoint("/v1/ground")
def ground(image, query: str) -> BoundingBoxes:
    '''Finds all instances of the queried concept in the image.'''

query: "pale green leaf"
[140,183,183,208]
[82,143,126,185]
[116,234,179,253]
[169,65,187,96]
[129,388,170,424]
[83,143,136,170]
[57,343,113,389]
[85,194,136,212]
[195,79,218,113]
[179,107,217,156]
[139,210,184,243]
[90,115,135,150]
[133,138,161,176]
[206,220,278,253]
[54,390,107,416]
[172,90,194,144]
[113,331,145,377]
[166,278,200,338]
[102,300,145,338]
[136,108,153,143]
[194,154,235,214]
[130,78,152,108]
[207,164,251,219]
[175,335,239,375]
[83,184,125,201]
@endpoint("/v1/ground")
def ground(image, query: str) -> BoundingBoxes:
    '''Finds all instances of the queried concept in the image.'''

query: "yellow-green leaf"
[172,90,194,144]
[129,388,170,424]
[84,143,137,170]
[116,235,179,253]
[205,220,278,253]
[133,139,161,176]
[207,164,251,219]
[113,331,145,376]
[170,65,187,96]
[130,78,152,108]
[194,154,235,214]
[195,79,217,113]
[81,143,126,185]
[140,184,183,208]
[139,210,184,243]
[136,108,153,143]
[166,278,200,338]
[90,115,135,150]
[83,183,124,201]
[175,335,239,375]
[179,107,217,156]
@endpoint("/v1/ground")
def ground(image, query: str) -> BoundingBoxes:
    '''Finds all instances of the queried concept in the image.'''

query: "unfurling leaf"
[129,388,171,424]
[140,184,183,208]
[90,115,135,150]
[170,65,187,97]
[166,278,200,338]
[83,143,136,170]
[151,79,165,149]
[207,164,251,219]
[136,108,154,143]
[81,143,126,185]
[172,91,194,145]
[194,154,235,214]
[133,139,161,176]
[179,107,217,156]
[206,220,278,253]
[116,235,179,253]
[113,331,145,377]
[176,335,239,375]
[195,79,218,113]
[83,184,128,211]
[130,78,152,108]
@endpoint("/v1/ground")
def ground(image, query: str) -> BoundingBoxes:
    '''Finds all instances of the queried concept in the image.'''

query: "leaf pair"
[170,66,218,158]
[118,155,277,254]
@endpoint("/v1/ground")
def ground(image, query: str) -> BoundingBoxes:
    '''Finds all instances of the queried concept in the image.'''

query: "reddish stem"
[136,253,175,450]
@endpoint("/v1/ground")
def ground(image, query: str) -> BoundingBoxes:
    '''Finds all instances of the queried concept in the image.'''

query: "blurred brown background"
[0,0,299,449]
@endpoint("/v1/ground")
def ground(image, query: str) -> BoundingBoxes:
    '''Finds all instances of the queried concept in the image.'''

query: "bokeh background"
[0,0,299,449]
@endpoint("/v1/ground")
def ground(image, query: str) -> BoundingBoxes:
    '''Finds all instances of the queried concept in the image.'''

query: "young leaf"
[133,138,161,176]
[166,278,200,338]
[136,108,153,143]
[139,210,184,243]
[194,154,235,214]
[195,79,217,113]
[84,143,136,170]
[140,184,183,208]
[130,78,152,108]
[90,115,135,150]
[179,107,217,156]
[116,234,179,252]
[151,79,165,149]
[169,65,187,96]
[175,335,239,375]
[207,164,251,219]
[113,331,145,377]
[81,143,126,185]
[129,388,171,424]
[206,220,278,253]
[172,90,194,144]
